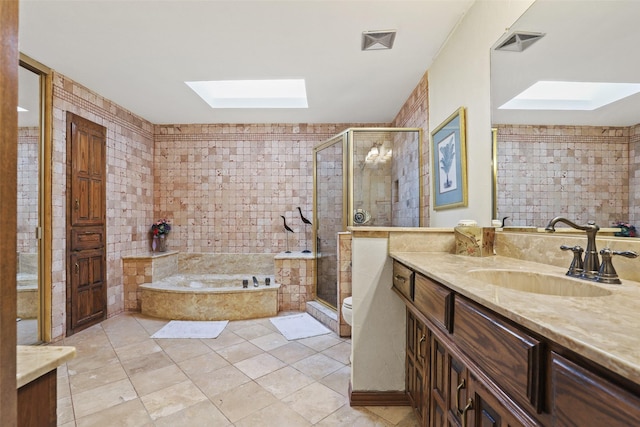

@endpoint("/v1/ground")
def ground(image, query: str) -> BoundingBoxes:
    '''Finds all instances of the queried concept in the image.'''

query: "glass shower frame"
[313,127,422,308]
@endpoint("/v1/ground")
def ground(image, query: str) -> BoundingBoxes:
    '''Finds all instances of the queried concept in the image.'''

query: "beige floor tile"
[315,404,393,426]
[319,365,351,397]
[72,377,138,419]
[121,350,174,376]
[233,323,275,340]
[56,396,74,425]
[130,363,189,396]
[212,381,278,422]
[69,360,128,394]
[269,341,317,364]
[250,331,289,351]
[191,364,251,398]
[224,319,259,332]
[201,329,246,351]
[234,401,312,427]
[133,314,169,335]
[66,348,120,375]
[292,353,345,380]
[367,405,418,425]
[155,338,212,363]
[153,400,232,427]
[140,380,207,420]
[177,351,229,379]
[255,366,315,399]
[216,340,264,363]
[57,373,71,399]
[104,324,152,349]
[282,382,347,424]
[321,341,352,365]
[297,333,343,351]
[75,398,153,427]
[234,352,287,379]
[113,338,163,362]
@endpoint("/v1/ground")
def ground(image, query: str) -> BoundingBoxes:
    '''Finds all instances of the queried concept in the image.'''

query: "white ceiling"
[491,0,640,127]
[18,0,474,125]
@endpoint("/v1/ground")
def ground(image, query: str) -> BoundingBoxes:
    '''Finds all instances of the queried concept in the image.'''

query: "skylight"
[185,79,308,109]
[499,81,640,110]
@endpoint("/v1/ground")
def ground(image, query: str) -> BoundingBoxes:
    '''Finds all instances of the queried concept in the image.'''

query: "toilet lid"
[343,297,352,309]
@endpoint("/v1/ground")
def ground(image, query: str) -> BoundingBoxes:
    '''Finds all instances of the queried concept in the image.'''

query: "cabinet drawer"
[414,273,453,333]
[551,353,640,426]
[71,226,104,251]
[393,261,414,301]
[453,297,542,412]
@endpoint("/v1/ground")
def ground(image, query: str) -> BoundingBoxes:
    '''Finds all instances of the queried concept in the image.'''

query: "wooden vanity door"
[66,112,107,336]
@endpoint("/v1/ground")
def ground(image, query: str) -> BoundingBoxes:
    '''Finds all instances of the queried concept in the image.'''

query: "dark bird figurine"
[281,215,294,253]
[297,207,312,253]
[297,207,312,225]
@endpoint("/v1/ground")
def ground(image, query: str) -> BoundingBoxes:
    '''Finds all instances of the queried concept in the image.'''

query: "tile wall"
[391,71,429,226]
[17,126,39,255]
[631,124,640,224]
[496,124,631,227]
[51,72,155,340]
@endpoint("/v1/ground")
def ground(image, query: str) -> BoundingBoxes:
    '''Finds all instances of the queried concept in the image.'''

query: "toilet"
[342,296,353,326]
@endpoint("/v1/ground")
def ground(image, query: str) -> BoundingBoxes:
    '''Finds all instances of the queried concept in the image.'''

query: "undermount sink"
[467,269,612,297]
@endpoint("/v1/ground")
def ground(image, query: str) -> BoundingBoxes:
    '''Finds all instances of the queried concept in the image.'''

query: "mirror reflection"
[491,1,640,228]
[17,64,42,345]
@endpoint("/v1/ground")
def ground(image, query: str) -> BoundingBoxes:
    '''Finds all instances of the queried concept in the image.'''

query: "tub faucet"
[545,217,600,279]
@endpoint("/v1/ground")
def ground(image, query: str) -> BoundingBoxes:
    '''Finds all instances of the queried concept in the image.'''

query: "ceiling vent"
[494,31,544,52]
[362,30,396,51]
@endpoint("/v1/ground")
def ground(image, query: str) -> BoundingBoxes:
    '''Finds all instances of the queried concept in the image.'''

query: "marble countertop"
[390,252,640,384]
[17,345,76,388]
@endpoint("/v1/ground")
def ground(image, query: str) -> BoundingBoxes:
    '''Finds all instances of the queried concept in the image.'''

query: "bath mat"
[270,313,332,341]
[151,320,229,339]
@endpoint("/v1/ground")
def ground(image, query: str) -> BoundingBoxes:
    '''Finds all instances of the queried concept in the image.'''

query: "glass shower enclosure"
[313,128,422,308]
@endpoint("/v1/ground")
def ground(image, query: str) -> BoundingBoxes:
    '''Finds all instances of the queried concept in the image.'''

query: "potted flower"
[151,219,171,251]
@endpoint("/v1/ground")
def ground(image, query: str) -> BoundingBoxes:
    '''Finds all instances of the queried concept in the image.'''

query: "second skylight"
[186,79,308,109]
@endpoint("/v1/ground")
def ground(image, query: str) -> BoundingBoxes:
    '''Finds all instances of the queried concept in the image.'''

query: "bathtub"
[140,273,280,321]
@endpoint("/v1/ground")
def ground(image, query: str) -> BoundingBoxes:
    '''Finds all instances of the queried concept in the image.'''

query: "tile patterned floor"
[55,312,419,426]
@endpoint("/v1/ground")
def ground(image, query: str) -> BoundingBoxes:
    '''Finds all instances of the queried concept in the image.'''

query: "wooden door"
[66,113,106,335]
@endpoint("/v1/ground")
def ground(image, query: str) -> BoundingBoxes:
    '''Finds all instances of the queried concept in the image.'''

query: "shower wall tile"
[337,232,352,337]
[496,124,630,227]
[392,71,429,226]
[274,252,315,312]
[51,72,155,340]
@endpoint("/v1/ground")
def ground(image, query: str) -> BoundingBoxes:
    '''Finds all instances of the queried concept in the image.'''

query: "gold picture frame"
[431,107,468,210]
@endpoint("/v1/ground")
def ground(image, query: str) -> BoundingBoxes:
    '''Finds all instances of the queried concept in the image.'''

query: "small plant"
[613,221,636,237]
[151,219,171,236]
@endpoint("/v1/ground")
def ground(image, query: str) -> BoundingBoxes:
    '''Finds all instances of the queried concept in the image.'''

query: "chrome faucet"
[545,217,600,279]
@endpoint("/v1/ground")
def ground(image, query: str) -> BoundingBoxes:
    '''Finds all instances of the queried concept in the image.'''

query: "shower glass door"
[313,134,347,308]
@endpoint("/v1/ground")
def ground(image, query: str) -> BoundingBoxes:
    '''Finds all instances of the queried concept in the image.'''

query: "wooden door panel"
[67,112,106,336]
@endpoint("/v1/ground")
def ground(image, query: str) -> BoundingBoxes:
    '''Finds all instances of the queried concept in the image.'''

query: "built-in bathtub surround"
[274,251,314,312]
[495,124,630,227]
[122,251,179,311]
[140,275,279,321]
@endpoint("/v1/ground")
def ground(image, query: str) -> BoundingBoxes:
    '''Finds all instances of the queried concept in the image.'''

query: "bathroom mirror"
[491,0,640,228]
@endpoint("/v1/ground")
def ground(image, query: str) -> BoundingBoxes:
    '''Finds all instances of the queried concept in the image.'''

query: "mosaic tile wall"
[153,123,379,254]
[51,72,155,340]
[392,71,429,226]
[17,126,39,254]
[495,124,630,228]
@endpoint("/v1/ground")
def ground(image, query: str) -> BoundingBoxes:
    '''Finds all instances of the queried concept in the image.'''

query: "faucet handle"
[596,248,639,284]
[560,245,584,277]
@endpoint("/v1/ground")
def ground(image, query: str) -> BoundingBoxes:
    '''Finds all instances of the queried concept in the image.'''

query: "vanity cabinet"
[392,259,640,427]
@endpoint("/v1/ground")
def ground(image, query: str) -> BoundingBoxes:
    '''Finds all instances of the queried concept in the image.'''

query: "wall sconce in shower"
[365,145,392,164]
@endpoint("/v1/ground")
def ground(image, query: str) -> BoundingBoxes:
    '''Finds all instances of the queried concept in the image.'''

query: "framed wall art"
[431,107,467,210]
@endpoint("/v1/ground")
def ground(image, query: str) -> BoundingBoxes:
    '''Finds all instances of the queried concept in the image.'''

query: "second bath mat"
[270,313,332,340]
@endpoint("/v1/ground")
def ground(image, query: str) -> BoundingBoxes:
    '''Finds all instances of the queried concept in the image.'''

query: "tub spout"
[252,276,259,287]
